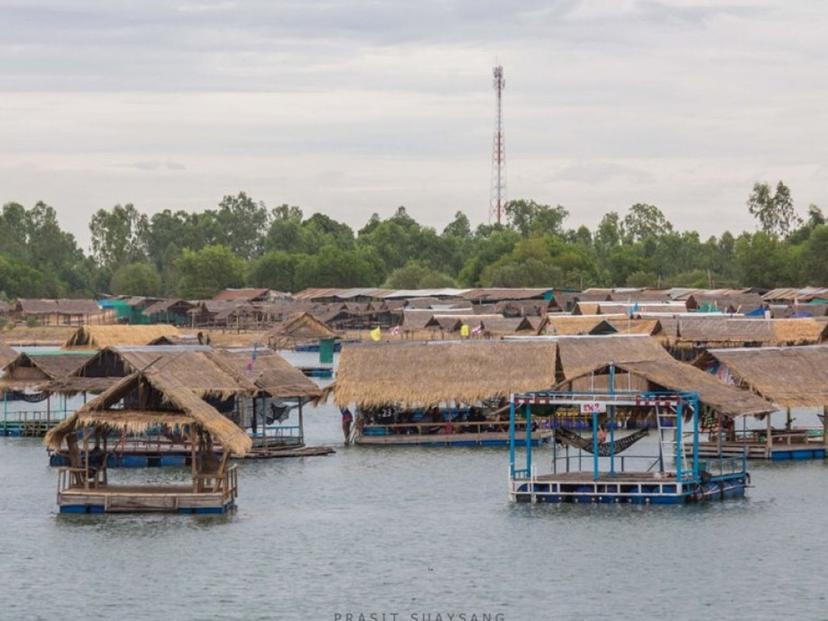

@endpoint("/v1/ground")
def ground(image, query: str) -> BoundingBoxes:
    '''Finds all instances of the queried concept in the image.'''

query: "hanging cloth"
[555,426,648,456]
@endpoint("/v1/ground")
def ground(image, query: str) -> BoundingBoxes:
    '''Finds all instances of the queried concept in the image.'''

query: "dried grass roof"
[555,335,673,379]
[0,351,95,389]
[266,312,337,343]
[45,370,252,456]
[558,360,774,417]
[545,314,624,336]
[0,343,16,368]
[215,350,321,399]
[335,340,558,408]
[698,345,828,408]
[63,325,180,349]
[606,319,662,336]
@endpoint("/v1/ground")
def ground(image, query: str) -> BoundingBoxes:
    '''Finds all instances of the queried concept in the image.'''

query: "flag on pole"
[460,324,470,338]
[370,326,382,342]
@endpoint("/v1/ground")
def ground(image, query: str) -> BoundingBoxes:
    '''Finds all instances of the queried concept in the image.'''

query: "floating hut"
[46,345,328,463]
[0,351,94,436]
[265,312,337,349]
[44,368,251,513]
[334,340,557,446]
[62,324,181,349]
[694,345,828,459]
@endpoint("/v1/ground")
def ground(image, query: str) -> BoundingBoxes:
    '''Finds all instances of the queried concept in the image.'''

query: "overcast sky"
[1,0,826,248]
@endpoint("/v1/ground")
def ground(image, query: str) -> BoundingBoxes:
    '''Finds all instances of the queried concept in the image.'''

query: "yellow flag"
[370,326,381,342]
[460,324,470,338]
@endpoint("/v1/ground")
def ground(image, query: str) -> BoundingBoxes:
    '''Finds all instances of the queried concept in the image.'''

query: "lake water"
[0,351,826,620]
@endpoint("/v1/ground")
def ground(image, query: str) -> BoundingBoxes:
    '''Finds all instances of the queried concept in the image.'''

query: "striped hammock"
[554,426,649,456]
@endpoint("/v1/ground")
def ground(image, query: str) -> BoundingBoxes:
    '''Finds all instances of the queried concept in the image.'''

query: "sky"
[1,0,827,249]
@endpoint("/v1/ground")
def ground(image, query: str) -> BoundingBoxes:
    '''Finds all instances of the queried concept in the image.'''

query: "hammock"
[554,426,648,456]
[4,390,50,403]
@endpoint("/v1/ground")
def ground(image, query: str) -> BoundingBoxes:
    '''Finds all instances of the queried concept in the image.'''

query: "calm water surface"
[1,360,826,620]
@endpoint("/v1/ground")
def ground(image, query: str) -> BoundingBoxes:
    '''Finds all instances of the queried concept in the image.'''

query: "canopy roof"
[554,334,674,379]
[696,345,828,408]
[335,340,558,408]
[63,325,181,349]
[45,369,252,456]
[0,351,95,390]
[558,360,775,417]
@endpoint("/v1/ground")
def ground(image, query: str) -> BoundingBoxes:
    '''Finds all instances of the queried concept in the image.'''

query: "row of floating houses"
[1,286,827,511]
[5,284,828,330]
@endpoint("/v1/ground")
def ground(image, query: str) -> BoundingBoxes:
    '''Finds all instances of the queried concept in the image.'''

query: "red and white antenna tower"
[489,65,506,225]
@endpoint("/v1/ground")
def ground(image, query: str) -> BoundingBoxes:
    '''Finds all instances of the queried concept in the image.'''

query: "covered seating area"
[334,340,558,446]
[44,368,252,513]
[694,345,828,460]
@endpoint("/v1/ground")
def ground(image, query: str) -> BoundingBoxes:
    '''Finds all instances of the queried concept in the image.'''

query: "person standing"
[340,407,354,444]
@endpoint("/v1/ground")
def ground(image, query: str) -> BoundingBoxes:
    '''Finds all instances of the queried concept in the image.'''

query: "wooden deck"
[56,467,238,514]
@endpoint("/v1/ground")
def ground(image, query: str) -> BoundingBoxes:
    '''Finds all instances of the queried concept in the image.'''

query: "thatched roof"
[45,369,252,456]
[480,316,539,336]
[215,350,321,399]
[63,325,180,349]
[266,312,336,347]
[606,318,662,336]
[0,351,95,390]
[16,298,101,315]
[696,345,828,408]
[555,335,673,380]
[544,314,624,336]
[558,360,774,417]
[667,317,827,347]
[335,340,558,408]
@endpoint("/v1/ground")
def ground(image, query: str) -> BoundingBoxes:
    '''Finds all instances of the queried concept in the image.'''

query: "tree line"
[0,181,825,300]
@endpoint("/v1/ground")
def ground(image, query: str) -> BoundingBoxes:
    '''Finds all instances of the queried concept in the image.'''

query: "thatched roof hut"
[335,340,558,408]
[544,314,624,336]
[63,325,181,349]
[479,316,541,337]
[605,318,662,336]
[44,368,252,456]
[557,360,774,417]
[266,312,337,348]
[555,334,673,380]
[0,351,95,390]
[695,345,828,408]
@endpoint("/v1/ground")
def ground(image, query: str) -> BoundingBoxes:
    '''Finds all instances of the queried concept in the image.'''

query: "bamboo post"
[190,426,197,492]
[83,426,89,490]
[766,413,773,459]
[785,408,792,431]
[823,406,827,448]
[298,399,304,446]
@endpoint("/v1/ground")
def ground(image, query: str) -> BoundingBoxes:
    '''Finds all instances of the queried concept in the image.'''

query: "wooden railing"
[57,466,108,493]
[193,465,238,500]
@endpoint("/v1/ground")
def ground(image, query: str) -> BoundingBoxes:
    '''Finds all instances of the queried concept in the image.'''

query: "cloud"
[0,0,826,247]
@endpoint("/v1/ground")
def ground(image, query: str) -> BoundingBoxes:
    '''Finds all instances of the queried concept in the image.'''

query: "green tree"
[747,181,801,237]
[247,251,299,292]
[384,260,456,289]
[89,203,149,267]
[622,203,673,242]
[504,199,569,237]
[110,262,162,296]
[176,245,245,298]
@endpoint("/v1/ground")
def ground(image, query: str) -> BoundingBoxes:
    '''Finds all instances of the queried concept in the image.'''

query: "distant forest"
[1,181,826,299]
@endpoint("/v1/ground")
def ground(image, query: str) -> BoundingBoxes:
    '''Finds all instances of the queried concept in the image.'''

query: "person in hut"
[340,407,353,442]
[597,424,608,444]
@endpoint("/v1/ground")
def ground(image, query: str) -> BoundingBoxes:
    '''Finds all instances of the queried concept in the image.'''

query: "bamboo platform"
[56,467,238,514]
